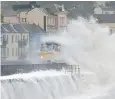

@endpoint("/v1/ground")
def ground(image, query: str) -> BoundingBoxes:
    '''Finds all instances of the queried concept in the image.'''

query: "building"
[1,23,29,60]
[94,6,115,14]
[1,23,46,61]
[41,4,69,33]
[3,2,68,33]
[93,6,115,34]
[25,24,46,57]
[93,14,115,34]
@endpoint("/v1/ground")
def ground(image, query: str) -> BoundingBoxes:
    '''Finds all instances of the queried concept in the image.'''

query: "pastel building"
[3,2,68,33]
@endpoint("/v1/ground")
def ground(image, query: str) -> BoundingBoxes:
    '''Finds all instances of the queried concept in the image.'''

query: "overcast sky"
[1,1,107,18]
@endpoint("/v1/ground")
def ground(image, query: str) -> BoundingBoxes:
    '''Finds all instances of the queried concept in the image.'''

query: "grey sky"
[1,1,107,18]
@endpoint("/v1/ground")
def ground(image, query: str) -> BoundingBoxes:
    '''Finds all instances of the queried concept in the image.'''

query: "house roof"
[1,24,28,33]
[1,23,46,33]
[94,14,115,23]
[3,10,18,17]
[22,24,46,33]
[3,2,68,17]
[41,4,68,15]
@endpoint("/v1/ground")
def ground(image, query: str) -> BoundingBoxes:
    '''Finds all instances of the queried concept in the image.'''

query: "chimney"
[62,4,65,11]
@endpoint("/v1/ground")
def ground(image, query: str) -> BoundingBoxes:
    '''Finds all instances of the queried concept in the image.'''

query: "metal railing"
[1,63,80,76]
[64,65,80,76]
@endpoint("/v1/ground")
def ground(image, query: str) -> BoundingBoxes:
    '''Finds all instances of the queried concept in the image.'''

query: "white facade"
[1,33,29,60]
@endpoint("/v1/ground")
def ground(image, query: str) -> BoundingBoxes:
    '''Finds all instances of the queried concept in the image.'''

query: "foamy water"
[1,70,99,99]
[43,17,115,84]
[41,17,115,98]
[1,17,115,99]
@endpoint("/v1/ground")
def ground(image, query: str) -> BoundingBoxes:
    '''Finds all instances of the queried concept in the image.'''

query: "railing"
[1,63,80,76]
[65,65,80,77]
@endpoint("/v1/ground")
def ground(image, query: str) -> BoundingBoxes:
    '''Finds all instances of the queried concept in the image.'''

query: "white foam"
[0,70,66,80]
[1,17,115,99]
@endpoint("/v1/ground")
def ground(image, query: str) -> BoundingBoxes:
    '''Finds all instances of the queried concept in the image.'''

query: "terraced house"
[1,23,46,61]
[1,24,29,60]
[3,2,68,33]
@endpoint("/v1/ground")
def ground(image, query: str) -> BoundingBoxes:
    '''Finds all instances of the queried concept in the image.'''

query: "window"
[1,48,3,57]
[22,18,27,22]
[2,48,6,57]
[12,35,14,43]
[60,17,64,25]
[18,48,20,56]
[18,35,20,41]
[15,35,18,42]
[16,48,18,56]
[7,48,9,56]
[53,18,55,25]
[27,35,29,42]
[3,35,7,41]
[62,17,65,25]
[1,48,5,57]
[47,17,50,25]
[2,35,5,43]
[18,48,21,56]
[12,48,14,56]
[7,35,8,42]
[49,18,52,25]
[60,17,62,24]
[23,35,25,41]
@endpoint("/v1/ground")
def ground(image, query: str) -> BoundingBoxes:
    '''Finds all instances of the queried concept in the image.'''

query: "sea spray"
[1,17,115,99]
[42,17,115,85]
[1,71,79,99]
[1,70,99,99]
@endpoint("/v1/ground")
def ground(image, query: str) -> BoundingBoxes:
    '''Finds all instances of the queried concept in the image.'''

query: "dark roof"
[1,26,6,33]
[94,14,115,23]
[41,4,68,14]
[1,23,46,33]
[12,5,31,11]
[22,24,46,33]
[12,2,40,12]
[1,24,28,33]
[2,24,17,33]
[13,24,28,33]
